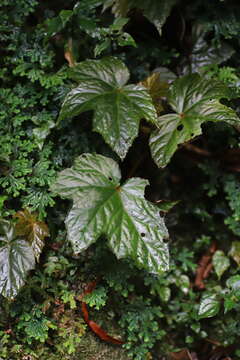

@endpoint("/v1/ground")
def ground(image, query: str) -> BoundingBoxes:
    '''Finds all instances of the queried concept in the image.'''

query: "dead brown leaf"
[15,209,49,262]
[169,349,197,360]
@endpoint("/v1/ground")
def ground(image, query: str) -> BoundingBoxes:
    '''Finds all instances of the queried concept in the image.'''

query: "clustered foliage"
[1,0,240,359]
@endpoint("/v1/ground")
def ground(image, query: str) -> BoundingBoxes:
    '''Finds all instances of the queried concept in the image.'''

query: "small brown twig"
[64,38,76,67]
[194,241,217,290]
[183,143,211,157]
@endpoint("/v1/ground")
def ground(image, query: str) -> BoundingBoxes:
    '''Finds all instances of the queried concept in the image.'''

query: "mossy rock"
[75,331,129,360]
[75,311,129,360]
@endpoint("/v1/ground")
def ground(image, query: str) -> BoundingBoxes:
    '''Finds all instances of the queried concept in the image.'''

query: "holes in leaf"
[177,124,183,131]
[190,133,194,137]
[108,177,113,181]
[141,233,146,237]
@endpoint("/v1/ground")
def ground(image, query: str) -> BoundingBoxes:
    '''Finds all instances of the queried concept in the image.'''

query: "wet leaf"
[104,0,177,36]
[226,275,240,290]
[212,250,230,279]
[155,200,179,212]
[182,24,234,73]
[15,209,49,262]
[149,73,240,167]
[117,32,136,48]
[51,153,169,274]
[198,293,220,319]
[0,220,35,298]
[32,120,55,150]
[94,38,111,57]
[153,67,177,83]
[176,274,190,294]
[59,57,157,159]
[229,241,240,265]
[224,294,236,313]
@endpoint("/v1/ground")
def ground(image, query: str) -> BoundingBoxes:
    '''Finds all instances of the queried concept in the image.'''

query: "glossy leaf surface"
[182,24,234,73]
[229,241,240,265]
[198,293,220,319]
[212,250,230,279]
[59,57,157,159]
[176,274,190,294]
[226,275,240,290]
[51,153,169,273]
[0,220,35,298]
[150,73,240,167]
[15,209,49,262]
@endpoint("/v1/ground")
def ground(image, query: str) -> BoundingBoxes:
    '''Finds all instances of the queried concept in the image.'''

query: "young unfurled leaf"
[50,153,169,274]
[140,72,169,114]
[0,220,35,298]
[198,293,220,319]
[14,209,49,262]
[149,73,240,167]
[59,57,157,159]
[212,250,230,279]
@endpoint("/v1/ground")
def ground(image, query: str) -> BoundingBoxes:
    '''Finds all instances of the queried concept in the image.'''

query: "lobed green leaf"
[59,57,157,159]
[150,73,240,167]
[0,220,35,298]
[51,153,169,274]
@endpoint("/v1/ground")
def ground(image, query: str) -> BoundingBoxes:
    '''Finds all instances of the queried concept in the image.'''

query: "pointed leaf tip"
[51,153,169,273]
[15,209,49,262]
[150,73,240,168]
[0,220,35,298]
[59,57,157,160]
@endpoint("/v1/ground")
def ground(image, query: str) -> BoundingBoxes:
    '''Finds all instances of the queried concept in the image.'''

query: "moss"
[76,331,129,360]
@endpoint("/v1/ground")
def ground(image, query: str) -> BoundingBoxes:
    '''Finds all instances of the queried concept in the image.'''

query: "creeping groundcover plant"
[2,0,240,359]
